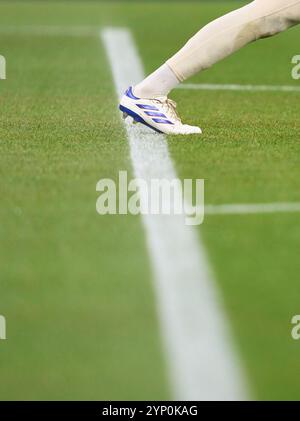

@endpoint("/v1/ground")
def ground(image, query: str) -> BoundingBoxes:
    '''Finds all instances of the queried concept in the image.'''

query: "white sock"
[133,63,180,99]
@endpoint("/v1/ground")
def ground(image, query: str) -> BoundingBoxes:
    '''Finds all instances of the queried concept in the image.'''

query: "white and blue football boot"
[119,87,202,135]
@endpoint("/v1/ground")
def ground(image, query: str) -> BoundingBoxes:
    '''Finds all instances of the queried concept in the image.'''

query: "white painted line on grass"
[101,27,249,401]
[0,25,98,37]
[177,83,300,93]
[205,202,300,215]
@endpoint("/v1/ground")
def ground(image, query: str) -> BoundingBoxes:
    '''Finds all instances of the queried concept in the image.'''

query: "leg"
[134,0,300,98]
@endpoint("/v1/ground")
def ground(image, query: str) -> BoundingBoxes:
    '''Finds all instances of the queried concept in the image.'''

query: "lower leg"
[133,63,179,99]
[134,0,300,98]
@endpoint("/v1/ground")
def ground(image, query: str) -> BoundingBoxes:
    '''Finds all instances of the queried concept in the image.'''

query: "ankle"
[133,63,180,99]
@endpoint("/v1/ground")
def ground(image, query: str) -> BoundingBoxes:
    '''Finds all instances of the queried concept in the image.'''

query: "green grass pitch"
[0,0,300,400]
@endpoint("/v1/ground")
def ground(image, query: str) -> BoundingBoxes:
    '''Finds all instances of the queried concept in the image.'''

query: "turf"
[0,0,300,400]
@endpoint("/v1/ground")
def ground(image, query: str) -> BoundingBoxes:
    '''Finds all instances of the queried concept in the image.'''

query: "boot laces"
[154,97,181,123]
